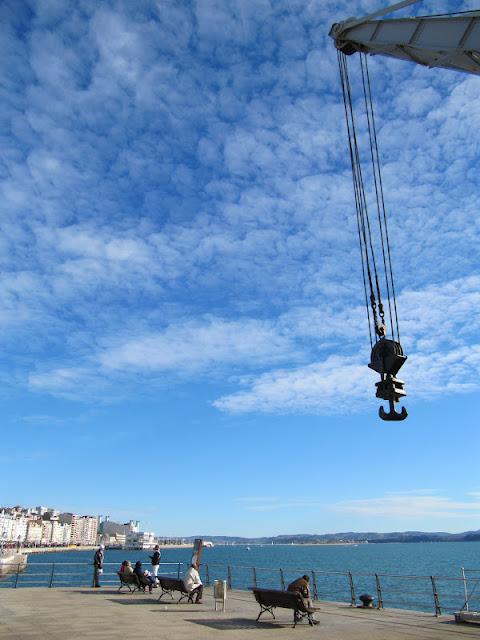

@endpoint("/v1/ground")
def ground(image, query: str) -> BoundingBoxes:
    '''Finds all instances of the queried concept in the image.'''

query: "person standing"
[184,562,203,603]
[92,544,105,588]
[150,544,161,579]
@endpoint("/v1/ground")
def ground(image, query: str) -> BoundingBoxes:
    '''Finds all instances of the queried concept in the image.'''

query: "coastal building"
[50,520,71,546]
[0,511,16,543]
[2,505,150,548]
[58,513,98,545]
[125,530,157,550]
[98,517,127,547]
[0,513,28,544]
[41,521,53,545]
[73,516,98,545]
[26,521,43,545]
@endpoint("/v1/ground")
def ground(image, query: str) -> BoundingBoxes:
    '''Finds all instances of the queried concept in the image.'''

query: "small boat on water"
[0,551,28,577]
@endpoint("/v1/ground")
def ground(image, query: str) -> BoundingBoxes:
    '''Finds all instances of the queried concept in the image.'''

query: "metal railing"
[2,560,480,616]
[0,562,184,589]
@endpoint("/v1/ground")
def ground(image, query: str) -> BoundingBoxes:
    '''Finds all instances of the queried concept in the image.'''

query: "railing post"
[312,571,319,601]
[14,563,21,588]
[177,563,181,579]
[252,567,257,588]
[205,564,210,586]
[49,563,56,588]
[375,574,384,609]
[430,576,441,616]
[227,565,232,590]
[279,568,285,590]
[461,567,469,611]
[348,572,356,606]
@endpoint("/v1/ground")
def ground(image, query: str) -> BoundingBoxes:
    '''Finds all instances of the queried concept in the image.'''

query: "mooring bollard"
[359,593,375,608]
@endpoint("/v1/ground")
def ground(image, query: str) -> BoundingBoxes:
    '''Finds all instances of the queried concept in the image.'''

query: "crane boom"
[330,11,480,75]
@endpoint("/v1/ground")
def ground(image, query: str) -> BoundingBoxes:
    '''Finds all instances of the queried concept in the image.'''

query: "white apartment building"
[0,512,28,544]
[41,520,53,545]
[0,511,15,542]
[73,516,98,545]
[50,521,71,545]
[125,530,157,550]
[26,521,43,545]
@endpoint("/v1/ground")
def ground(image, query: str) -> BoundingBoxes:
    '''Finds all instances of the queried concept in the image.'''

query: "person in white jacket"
[184,562,203,603]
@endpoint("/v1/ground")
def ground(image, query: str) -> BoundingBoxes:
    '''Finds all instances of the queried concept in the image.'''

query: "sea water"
[4,541,480,614]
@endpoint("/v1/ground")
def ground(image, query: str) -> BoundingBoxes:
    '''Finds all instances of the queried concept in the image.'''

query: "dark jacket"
[134,563,151,587]
[150,550,161,565]
[287,577,310,599]
[93,550,104,569]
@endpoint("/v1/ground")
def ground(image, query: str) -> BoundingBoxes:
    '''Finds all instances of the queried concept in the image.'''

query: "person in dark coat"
[134,561,155,593]
[149,545,161,580]
[92,545,105,588]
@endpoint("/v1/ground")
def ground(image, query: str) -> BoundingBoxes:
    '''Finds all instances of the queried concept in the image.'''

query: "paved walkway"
[1,587,479,640]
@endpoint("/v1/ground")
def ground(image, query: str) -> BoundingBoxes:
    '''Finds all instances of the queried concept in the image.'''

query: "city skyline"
[1,0,479,536]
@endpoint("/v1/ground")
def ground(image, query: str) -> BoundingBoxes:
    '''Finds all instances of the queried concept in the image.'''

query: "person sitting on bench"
[119,560,134,575]
[287,575,318,625]
[134,561,155,593]
[184,562,203,603]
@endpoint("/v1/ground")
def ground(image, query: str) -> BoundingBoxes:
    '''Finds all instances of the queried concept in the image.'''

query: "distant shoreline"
[21,544,194,554]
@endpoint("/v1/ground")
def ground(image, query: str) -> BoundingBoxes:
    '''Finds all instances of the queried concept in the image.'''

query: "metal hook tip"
[379,405,408,421]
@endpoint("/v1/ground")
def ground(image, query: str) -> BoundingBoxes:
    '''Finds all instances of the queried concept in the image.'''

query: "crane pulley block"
[368,337,407,376]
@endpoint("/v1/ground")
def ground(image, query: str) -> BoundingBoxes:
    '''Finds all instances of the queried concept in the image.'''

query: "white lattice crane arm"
[329,0,480,75]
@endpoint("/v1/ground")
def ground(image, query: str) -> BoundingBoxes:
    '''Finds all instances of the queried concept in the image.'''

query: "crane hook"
[379,397,408,421]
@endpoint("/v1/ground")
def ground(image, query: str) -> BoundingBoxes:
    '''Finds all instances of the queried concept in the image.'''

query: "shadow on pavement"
[186,617,288,630]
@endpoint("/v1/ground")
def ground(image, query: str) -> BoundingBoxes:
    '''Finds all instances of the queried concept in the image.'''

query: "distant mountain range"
[186,530,480,544]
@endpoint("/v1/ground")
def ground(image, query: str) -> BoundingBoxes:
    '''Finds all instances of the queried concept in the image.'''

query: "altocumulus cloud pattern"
[2,0,480,415]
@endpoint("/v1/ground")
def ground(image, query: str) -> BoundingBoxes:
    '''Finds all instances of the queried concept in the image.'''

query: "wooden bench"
[117,571,142,593]
[157,576,194,603]
[251,587,317,628]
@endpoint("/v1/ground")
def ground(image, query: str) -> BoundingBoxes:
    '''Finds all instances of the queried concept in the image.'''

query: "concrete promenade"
[1,586,479,640]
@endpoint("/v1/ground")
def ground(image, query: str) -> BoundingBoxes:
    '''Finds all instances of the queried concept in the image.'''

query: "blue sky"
[1,0,480,537]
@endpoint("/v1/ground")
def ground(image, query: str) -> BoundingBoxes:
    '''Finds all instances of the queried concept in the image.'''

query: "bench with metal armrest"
[251,587,318,628]
[116,571,142,593]
[157,576,194,603]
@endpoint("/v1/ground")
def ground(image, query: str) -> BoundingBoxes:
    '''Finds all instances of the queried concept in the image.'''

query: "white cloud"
[332,493,480,519]
[214,275,480,414]
[214,355,371,414]
[0,0,478,419]
[99,317,301,373]
[238,496,324,512]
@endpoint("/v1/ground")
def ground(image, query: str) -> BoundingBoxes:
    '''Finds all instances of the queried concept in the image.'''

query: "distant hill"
[185,530,480,544]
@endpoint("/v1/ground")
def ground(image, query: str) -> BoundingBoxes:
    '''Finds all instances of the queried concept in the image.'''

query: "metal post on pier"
[49,563,56,588]
[252,567,257,588]
[375,574,384,609]
[280,568,286,590]
[430,576,441,616]
[312,571,319,601]
[205,564,210,586]
[461,567,469,611]
[227,565,232,590]
[14,563,21,588]
[348,572,356,606]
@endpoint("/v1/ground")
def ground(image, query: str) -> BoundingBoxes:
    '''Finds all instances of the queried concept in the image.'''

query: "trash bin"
[214,579,227,611]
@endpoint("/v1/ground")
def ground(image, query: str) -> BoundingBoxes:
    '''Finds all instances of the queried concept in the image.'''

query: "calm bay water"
[4,542,480,614]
